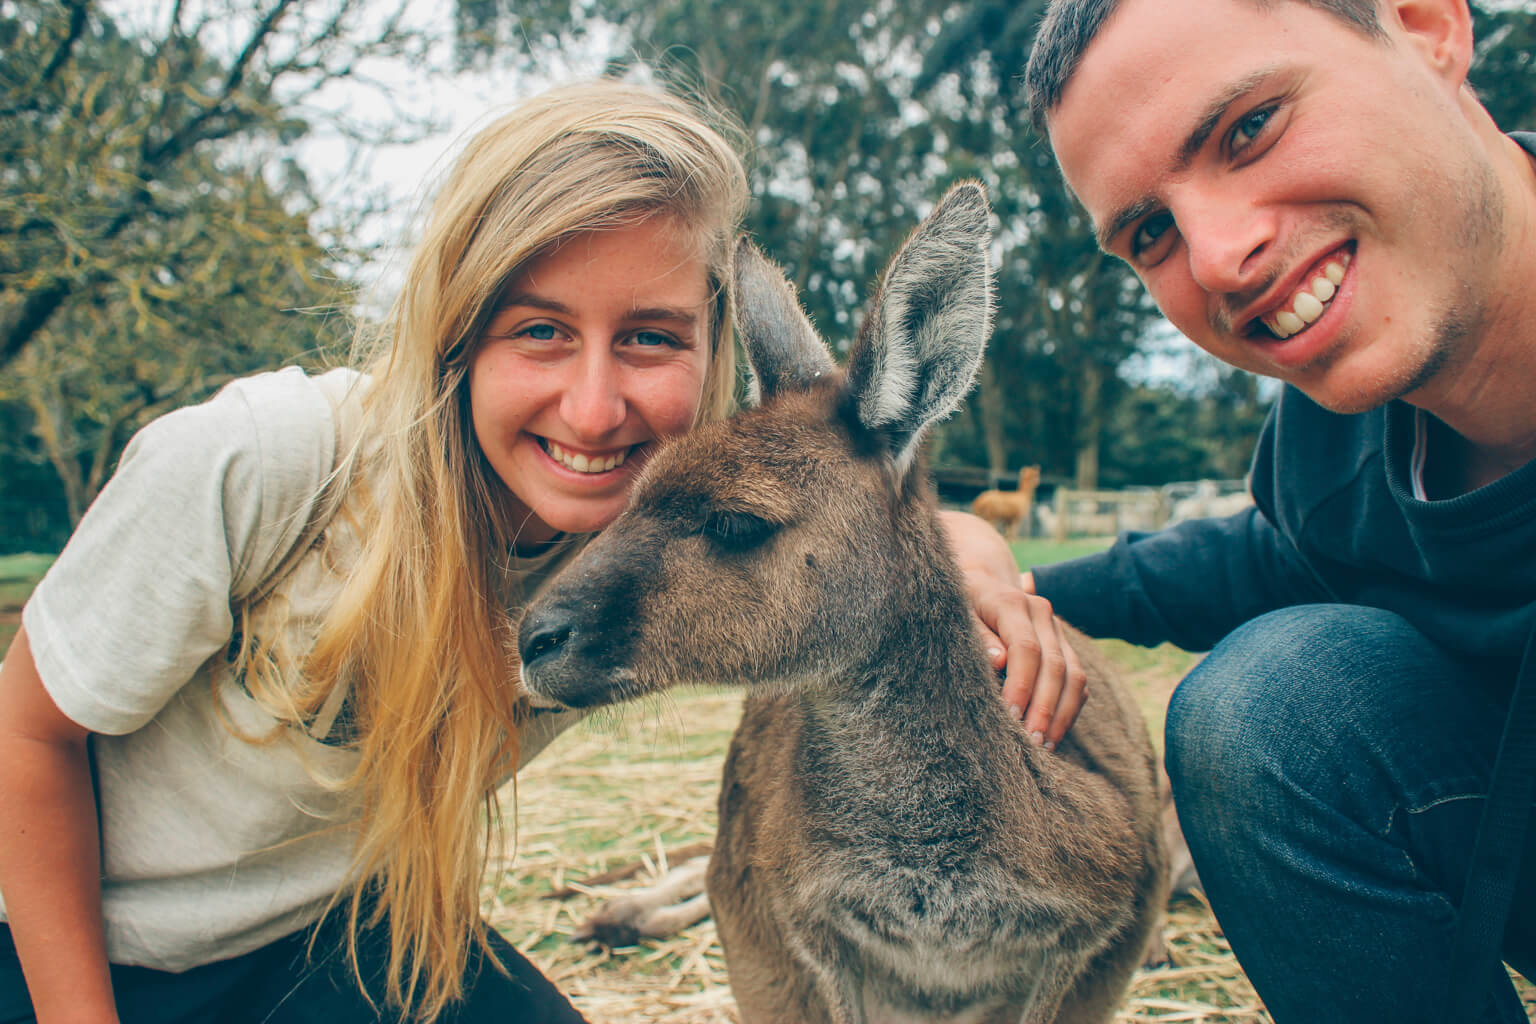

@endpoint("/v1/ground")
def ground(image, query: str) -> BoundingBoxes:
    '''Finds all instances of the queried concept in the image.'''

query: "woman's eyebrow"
[627,307,699,325]
[495,293,699,326]
[496,292,572,315]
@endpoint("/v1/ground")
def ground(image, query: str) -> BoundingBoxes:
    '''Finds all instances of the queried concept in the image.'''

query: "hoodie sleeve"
[1031,505,1334,652]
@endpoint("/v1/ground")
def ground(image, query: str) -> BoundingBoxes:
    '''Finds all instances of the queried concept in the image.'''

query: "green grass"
[0,553,52,652]
[0,552,53,584]
[1009,536,1114,571]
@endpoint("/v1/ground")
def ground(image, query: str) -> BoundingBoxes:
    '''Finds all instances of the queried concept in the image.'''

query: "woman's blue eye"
[632,330,673,347]
[521,323,558,341]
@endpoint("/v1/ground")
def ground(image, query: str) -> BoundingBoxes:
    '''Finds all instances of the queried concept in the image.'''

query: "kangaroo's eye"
[703,510,777,549]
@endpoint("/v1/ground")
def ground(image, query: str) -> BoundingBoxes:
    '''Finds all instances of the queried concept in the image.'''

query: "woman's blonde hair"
[271,79,746,1018]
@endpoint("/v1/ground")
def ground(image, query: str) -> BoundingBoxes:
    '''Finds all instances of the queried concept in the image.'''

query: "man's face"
[1048,0,1500,415]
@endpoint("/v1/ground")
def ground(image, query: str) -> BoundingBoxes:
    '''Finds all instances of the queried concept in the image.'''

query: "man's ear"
[1385,0,1473,87]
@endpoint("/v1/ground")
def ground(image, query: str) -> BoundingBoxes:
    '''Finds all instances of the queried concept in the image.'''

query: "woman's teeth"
[1262,257,1348,339]
[545,440,628,473]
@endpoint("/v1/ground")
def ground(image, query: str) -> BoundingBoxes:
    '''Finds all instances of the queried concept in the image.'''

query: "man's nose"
[1179,190,1277,297]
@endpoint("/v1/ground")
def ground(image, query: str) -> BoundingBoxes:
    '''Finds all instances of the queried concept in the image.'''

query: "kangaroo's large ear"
[845,182,993,473]
[733,239,836,406]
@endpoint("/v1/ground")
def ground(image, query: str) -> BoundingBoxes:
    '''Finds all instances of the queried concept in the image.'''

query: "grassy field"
[1010,536,1117,571]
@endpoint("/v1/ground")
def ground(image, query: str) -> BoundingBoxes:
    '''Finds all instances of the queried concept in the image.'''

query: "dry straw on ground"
[487,687,1281,1023]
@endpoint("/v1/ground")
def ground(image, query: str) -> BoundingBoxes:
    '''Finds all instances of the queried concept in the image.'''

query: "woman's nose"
[559,349,627,440]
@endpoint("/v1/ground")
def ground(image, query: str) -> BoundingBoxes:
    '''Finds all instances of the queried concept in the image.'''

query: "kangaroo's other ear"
[733,239,836,406]
[846,182,993,473]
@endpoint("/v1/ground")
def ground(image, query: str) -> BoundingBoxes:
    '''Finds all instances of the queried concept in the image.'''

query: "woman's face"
[468,216,714,546]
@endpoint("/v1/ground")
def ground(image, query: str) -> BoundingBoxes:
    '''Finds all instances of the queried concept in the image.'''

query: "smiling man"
[1020,0,1536,1020]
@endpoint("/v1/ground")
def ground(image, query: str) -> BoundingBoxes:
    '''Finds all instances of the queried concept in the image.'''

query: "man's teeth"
[1263,258,1348,339]
[546,440,628,473]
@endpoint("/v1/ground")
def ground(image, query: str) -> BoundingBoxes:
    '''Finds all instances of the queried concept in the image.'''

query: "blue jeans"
[1165,604,1536,1024]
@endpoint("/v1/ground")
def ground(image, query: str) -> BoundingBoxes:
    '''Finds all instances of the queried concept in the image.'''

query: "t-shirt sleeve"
[1031,505,1334,652]
[21,367,339,736]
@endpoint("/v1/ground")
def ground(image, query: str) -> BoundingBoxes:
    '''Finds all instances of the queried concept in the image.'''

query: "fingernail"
[1009,704,1025,721]
[1043,740,1056,753]
[987,646,1004,660]
[1029,730,1045,746]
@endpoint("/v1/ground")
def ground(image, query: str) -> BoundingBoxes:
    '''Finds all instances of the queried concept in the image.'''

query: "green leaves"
[1471,2,1536,133]
[0,0,413,542]
[454,0,1165,487]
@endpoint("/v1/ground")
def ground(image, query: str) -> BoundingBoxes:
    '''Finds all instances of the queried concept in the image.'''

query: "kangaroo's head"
[517,183,993,710]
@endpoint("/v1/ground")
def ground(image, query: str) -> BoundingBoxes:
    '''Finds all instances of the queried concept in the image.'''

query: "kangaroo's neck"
[800,505,1019,765]
[789,551,1037,850]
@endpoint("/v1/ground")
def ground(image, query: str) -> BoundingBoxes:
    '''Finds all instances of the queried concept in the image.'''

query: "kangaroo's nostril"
[520,623,571,668]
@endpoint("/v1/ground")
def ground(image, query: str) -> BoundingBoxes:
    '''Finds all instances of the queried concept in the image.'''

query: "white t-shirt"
[7,367,586,970]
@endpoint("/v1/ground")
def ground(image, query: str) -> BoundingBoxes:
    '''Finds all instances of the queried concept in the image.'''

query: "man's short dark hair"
[1024,0,1387,136]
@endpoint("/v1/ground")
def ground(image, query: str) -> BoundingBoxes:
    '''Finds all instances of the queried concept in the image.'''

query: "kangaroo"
[518,183,1166,1024]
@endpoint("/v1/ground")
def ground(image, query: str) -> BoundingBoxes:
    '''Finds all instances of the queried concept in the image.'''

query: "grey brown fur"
[519,183,1165,1023]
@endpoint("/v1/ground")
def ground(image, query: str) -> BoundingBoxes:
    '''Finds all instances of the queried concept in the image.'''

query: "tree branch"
[142,0,299,168]
[1,279,74,369]
[39,0,92,88]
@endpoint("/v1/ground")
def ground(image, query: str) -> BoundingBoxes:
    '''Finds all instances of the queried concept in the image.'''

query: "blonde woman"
[0,80,1083,1023]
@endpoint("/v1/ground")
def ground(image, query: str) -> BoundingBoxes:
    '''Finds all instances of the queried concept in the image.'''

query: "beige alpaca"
[972,465,1043,539]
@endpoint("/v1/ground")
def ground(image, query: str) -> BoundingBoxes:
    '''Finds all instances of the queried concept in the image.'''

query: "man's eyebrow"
[1095,67,1279,252]
[1098,197,1161,252]
[1176,68,1276,169]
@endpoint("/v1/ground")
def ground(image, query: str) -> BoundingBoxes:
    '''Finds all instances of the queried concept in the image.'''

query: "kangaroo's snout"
[517,605,571,674]
[516,602,584,708]
[518,602,627,710]
[517,571,647,711]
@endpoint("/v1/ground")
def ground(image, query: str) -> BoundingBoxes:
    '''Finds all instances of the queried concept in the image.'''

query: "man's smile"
[1253,248,1351,340]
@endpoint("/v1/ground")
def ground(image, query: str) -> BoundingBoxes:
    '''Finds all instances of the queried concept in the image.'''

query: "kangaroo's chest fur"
[709,657,1164,1023]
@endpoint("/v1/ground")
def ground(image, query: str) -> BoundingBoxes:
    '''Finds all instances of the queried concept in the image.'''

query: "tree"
[449,0,1536,495]
[462,0,1163,489]
[0,0,421,368]
[1099,369,1272,489]
[1472,2,1536,132]
[0,161,342,526]
[914,0,1162,489]
[0,0,422,544]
